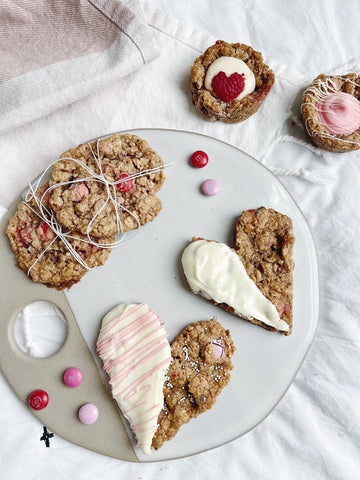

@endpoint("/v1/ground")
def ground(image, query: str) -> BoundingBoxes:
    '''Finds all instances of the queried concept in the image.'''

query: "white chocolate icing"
[96,303,171,455]
[181,240,289,332]
[205,56,256,101]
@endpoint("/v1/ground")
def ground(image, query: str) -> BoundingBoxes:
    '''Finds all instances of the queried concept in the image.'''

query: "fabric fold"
[0,0,160,135]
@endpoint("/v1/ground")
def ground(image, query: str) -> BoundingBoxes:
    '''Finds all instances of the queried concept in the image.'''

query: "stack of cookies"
[6,133,165,290]
[181,207,295,335]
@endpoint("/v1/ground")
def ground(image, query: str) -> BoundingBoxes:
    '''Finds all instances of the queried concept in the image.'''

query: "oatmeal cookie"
[6,183,114,290]
[190,41,275,123]
[301,73,360,153]
[234,207,295,334]
[152,318,235,450]
[49,133,165,238]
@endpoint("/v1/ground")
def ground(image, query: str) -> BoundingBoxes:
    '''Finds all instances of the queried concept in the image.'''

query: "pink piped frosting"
[316,92,360,135]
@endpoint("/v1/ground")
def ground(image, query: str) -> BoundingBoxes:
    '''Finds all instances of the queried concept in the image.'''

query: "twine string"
[24,139,172,274]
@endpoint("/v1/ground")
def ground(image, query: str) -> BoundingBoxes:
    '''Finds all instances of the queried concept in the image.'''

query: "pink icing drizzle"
[96,303,171,449]
[315,92,360,135]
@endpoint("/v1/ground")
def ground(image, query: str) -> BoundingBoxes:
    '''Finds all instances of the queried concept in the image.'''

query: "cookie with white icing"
[152,318,235,450]
[301,73,360,152]
[190,41,275,123]
[96,303,171,455]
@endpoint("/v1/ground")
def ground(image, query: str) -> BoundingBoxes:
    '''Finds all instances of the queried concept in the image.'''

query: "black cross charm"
[40,426,54,447]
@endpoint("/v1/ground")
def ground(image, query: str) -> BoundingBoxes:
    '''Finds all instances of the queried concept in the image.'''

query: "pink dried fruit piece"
[116,173,135,193]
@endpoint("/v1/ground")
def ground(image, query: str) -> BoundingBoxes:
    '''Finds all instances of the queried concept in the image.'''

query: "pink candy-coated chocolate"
[212,343,224,359]
[63,367,83,388]
[316,92,360,135]
[28,389,49,410]
[78,403,99,424]
[201,179,219,196]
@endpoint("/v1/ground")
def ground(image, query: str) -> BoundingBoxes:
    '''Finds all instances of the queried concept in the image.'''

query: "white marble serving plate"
[0,129,319,462]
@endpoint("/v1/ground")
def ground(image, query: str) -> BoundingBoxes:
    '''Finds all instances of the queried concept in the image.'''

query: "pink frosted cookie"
[301,73,360,152]
[49,133,165,238]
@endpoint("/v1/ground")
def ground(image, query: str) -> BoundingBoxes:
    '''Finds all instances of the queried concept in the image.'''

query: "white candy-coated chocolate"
[181,240,289,332]
[97,303,171,455]
[205,56,256,101]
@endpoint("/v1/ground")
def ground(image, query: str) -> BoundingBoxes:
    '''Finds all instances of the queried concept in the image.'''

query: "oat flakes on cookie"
[301,73,360,153]
[6,183,114,290]
[49,133,165,238]
[190,41,275,123]
[152,318,235,450]
[234,207,295,334]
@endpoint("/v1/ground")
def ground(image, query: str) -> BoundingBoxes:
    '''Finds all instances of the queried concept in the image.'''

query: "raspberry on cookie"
[190,41,275,123]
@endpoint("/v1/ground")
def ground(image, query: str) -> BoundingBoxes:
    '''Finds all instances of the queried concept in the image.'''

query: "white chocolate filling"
[205,56,256,101]
[182,240,289,332]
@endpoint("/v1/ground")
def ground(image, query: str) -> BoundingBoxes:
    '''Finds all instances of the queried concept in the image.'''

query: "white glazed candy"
[181,239,289,332]
[205,56,256,101]
[96,303,171,455]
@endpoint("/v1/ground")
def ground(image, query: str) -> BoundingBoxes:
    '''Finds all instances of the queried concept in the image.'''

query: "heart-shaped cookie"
[181,207,295,335]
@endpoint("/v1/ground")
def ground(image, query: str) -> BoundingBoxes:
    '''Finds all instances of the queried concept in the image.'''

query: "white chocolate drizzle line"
[302,75,360,147]
[24,139,173,273]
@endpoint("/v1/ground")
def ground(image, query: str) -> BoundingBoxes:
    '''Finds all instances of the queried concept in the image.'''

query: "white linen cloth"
[1,1,359,478]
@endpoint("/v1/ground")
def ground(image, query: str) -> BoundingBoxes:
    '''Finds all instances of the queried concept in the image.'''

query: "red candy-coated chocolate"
[191,150,208,168]
[211,71,245,103]
[116,173,134,193]
[28,389,49,410]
